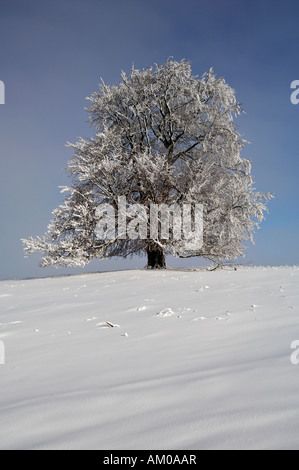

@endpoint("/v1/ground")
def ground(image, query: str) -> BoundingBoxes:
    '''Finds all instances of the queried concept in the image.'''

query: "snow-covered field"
[1,266,299,450]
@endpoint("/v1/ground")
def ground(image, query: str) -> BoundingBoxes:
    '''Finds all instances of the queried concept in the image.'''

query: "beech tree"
[22,60,272,269]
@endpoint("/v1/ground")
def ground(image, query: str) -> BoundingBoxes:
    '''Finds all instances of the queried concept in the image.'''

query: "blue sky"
[0,0,298,279]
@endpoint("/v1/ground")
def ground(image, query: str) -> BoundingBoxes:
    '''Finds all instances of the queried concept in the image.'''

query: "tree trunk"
[146,247,166,269]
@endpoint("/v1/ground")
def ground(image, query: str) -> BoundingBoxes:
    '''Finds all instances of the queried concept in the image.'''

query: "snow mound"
[156,307,176,317]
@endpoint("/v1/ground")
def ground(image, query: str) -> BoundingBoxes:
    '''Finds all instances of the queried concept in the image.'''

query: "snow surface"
[1,267,299,450]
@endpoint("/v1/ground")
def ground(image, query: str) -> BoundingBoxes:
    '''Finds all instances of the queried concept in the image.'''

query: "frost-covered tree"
[22,60,272,269]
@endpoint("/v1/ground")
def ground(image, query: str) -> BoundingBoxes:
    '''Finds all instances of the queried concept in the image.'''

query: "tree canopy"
[22,59,272,269]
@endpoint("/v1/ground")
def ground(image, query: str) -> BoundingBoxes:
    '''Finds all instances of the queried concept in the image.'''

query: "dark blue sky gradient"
[0,0,298,279]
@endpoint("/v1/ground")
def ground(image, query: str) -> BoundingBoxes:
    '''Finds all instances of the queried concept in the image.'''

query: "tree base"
[146,248,166,269]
